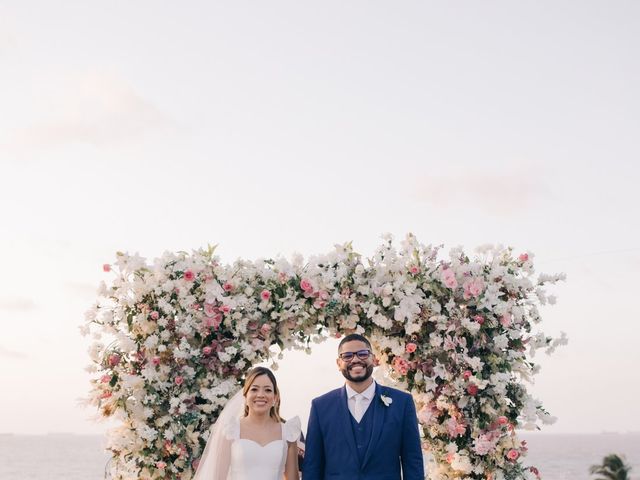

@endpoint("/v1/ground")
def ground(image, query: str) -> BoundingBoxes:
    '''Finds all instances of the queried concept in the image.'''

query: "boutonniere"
[380,394,393,407]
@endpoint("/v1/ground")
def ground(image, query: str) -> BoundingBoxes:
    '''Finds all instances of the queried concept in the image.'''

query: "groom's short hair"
[338,333,372,351]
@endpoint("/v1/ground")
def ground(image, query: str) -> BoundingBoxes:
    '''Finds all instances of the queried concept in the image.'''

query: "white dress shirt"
[345,380,376,423]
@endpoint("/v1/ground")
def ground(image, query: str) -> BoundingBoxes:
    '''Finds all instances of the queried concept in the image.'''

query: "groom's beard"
[340,363,374,383]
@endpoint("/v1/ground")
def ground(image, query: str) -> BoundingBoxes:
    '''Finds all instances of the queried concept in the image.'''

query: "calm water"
[0,433,638,479]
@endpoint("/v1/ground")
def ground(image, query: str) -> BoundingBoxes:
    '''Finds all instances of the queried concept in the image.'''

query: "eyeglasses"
[338,349,371,361]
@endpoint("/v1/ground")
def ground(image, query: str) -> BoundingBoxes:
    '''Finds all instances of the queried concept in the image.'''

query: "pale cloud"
[66,281,99,299]
[412,166,552,216]
[0,10,18,53]
[9,71,170,149]
[0,297,37,311]
[0,344,27,359]
[0,29,17,53]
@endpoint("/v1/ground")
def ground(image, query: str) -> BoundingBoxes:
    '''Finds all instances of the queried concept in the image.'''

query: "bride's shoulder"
[221,416,241,440]
[282,416,302,442]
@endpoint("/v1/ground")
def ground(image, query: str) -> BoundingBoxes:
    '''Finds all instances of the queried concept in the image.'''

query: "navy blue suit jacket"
[303,383,424,480]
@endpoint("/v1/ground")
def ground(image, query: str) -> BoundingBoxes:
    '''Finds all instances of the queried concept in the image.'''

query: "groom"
[303,333,424,480]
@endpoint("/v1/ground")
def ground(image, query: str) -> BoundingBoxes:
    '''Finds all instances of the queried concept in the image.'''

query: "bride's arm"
[284,441,300,480]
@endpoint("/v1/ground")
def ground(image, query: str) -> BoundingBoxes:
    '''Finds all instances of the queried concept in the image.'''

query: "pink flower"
[497,416,509,425]
[392,357,410,376]
[406,343,417,353]
[202,346,212,356]
[446,452,455,464]
[150,311,159,320]
[473,314,485,325]
[417,405,436,425]
[102,264,111,272]
[300,279,313,292]
[204,313,223,330]
[204,303,216,317]
[220,305,231,314]
[409,266,420,274]
[99,391,112,399]
[260,289,271,301]
[178,443,187,458]
[152,356,161,366]
[100,374,111,383]
[444,337,456,351]
[183,270,195,281]
[156,461,167,470]
[108,354,121,367]
[463,277,485,299]
[313,298,327,309]
[223,282,234,292]
[446,417,467,437]
[506,449,520,461]
[500,313,512,327]
[441,268,458,289]
[260,323,272,335]
[174,376,184,386]
[463,370,472,380]
[467,384,479,396]
[472,433,497,455]
[519,253,529,262]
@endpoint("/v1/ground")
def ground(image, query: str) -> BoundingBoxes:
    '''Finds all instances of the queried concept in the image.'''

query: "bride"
[193,367,302,480]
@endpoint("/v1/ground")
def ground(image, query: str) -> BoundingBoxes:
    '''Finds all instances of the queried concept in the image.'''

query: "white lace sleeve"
[283,416,302,443]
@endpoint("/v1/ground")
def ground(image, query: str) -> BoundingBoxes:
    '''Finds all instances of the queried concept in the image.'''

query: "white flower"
[144,335,159,349]
[493,334,509,350]
[116,333,136,352]
[87,342,104,363]
[380,394,393,407]
[461,317,481,335]
[372,313,392,329]
[451,454,473,474]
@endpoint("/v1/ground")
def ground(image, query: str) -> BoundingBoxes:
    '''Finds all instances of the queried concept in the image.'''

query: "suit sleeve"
[400,395,425,480]
[302,399,324,480]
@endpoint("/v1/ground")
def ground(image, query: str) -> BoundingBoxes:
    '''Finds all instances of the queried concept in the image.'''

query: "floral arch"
[83,234,566,480]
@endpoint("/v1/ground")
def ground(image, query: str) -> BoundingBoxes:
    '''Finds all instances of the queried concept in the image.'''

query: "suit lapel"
[338,386,358,461]
[361,383,386,469]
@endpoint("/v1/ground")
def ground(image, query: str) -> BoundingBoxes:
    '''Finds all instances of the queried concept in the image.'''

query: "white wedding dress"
[193,411,301,480]
[223,416,301,480]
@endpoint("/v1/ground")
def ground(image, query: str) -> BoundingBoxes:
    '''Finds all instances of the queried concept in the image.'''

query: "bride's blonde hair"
[242,367,282,422]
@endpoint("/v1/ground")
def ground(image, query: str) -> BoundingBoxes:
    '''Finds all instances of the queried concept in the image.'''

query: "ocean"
[0,433,638,480]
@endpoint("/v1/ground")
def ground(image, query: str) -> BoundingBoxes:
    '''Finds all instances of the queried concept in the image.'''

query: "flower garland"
[83,234,566,480]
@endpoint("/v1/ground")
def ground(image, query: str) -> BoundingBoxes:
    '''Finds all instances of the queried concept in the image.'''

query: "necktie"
[354,394,365,423]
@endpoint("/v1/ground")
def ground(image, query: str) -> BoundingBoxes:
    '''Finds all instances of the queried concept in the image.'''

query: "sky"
[0,1,639,436]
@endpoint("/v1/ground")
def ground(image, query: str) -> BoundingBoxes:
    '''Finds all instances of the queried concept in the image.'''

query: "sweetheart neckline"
[237,438,284,448]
